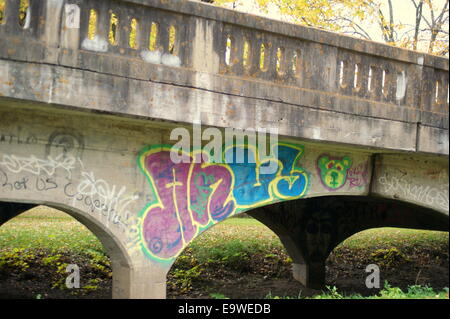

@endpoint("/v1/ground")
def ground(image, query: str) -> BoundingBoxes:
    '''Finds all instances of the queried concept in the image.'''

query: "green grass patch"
[2,209,446,259]
[338,227,449,250]
[0,207,104,254]
[307,282,449,299]
[0,207,448,298]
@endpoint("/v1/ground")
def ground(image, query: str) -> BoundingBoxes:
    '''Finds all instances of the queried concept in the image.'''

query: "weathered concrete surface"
[0,59,429,153]
[0,102,447,296]
[0,0,448,298]
[249,195,448,288]
[0,0,448,154]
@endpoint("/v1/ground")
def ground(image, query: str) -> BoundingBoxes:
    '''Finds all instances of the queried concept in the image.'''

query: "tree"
[339,0,449,56]
[204,0,449,56]
[201,0,238,9]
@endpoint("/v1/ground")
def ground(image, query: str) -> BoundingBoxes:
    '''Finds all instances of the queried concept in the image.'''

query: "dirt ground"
[0,247,448,299]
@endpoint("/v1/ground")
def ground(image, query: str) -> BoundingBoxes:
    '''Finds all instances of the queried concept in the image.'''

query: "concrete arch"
[0,200,133,299]
[245,195,448,288]
[150,191,449,297]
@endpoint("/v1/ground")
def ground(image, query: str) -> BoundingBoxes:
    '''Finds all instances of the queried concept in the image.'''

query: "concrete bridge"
[0,0,448,298]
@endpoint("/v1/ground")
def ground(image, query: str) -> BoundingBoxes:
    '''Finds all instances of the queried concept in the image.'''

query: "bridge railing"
[0,0,448,128]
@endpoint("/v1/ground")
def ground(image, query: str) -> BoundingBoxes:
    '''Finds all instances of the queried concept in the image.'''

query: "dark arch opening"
[0,200,131,299]
[164,195,448,298]
[325,225,448,296]
[166,214,307,299]
[248,195,448,290]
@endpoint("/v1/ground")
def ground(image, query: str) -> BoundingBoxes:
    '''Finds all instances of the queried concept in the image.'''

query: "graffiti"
[0,152,138,230]
[65,170,139,226]
[139,148,235,261]
[378,173,449,211]
[65,4,80,29]
[0,168,29,191]
[1,163,60,193]
[0,127,38,145]
[347,161,369,188]
[0,155,139,233]
[35,176,58,191]
[138,143,309,262]
[0,154,76,177]
[225,144,309,207]
[1,126,137,236]
[317,155,352,190]
[45,130,85,160]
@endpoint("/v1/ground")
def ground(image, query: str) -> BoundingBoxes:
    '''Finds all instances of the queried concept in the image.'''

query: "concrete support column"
[249,201,335,290]
[112,259,167,299]
[250,207,329,289]
[279,235,326,289]
[292,262,326,289]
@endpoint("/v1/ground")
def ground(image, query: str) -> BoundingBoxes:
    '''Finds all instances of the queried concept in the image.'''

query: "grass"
[189,217,283,262]
[0,206,448,299]
[0,208,283,256]
[264,283,449,299]
[3,208,446,255]
[337,227,448,250]
[0,207,103,254]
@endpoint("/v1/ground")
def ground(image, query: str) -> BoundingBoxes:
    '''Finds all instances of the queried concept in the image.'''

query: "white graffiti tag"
[379,174,449,211]
[73,171,139,226]
[0,154,76,177]
[0,152,139,233]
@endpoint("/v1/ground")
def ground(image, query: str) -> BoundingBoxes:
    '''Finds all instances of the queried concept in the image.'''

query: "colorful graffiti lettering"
[224,143,309,207]
[317,155,352,190]
[347,161,369,188]
[138,143,309,262]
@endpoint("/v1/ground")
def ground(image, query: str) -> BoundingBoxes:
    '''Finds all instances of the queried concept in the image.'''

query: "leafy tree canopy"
[201,0,449,56]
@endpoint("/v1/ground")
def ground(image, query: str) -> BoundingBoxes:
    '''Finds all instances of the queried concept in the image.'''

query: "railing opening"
[0,0,445,116]
[225,35,233,66]
[168,25,176,54]
[149,22,159,51]
[396,70,406,100]
[292,50,301,77]
[88,9,97,40]
[18,0,30,29]
[243,40,251,69]
[276,47,285,75]
[382,69,387,97]
[339,61,346,88]
[0,0,5,25]
[353,63,361,90]
[435,80,440,104]
[129,18,138,49]
[259,43,268,72]
[368,66,374,92]
[109,13,119,45]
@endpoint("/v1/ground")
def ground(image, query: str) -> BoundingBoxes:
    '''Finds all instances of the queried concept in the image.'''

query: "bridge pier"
[112,261,167,299]
[249,200,332,289]
[292,262,325,289]
[249,196,449,289]
[0,200,168,299]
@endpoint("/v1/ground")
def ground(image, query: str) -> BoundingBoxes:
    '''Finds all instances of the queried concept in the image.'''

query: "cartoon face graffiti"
[317,155,352,190]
